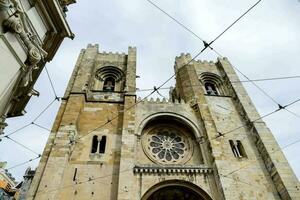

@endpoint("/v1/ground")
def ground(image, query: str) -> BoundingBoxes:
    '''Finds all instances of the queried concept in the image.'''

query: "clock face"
[211,100,232,115]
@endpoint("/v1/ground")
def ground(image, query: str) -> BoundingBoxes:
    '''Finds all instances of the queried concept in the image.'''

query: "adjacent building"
[0,0,76,134]
[0,162,18,199]
[26,45,300,199]
[18,167,35,200]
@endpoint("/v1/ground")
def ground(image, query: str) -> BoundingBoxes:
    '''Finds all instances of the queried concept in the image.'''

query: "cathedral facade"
[27,44,299,200]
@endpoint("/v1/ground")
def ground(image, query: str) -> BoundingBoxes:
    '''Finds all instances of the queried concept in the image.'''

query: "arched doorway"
[141,180,213,200]
[147,185,204,200]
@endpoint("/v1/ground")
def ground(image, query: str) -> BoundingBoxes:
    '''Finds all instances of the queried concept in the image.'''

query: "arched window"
[91,135,98,153]
[229,140,247,158]
[204,82,218,96]
[94,66,124,91]
[200,72,226,96]
[90,135,107,154]
[103,77,115,92]
[99,136,106,153]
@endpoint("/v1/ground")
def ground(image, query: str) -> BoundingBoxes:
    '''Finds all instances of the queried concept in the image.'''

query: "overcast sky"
[1,0,300,182]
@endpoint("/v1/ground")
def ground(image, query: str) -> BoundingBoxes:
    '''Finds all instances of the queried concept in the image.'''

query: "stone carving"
[142,126,193,164]
[133,165,212,174]
[0,0,10,11]
[1,0,47,87]
[68,130,77,144]
[149,132,186,162]
[0,114,7,135]
[3,15,23,33]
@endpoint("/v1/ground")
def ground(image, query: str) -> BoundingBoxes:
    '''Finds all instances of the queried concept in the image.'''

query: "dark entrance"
[147,185,204,200]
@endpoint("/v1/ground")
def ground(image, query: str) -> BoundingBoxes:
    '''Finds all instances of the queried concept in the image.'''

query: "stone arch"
[199,72,226,96]
[138,112,204,164]
[141,180,214,200]
[137,112,201,139]
[92,66,125,91]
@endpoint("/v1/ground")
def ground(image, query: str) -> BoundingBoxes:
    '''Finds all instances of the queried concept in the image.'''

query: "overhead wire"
[145,0,300,178]
[58,18,227,147]
[44,66,59,100]
[1,0,267,179]
[145,0,300,120]
[209,0,262,45]
[0,67,59,165]
[6,155,41,170]
[32,98,58,122]
[223,136,300,177]
[3,0,300,191]
[135,75,300,92]
[26,168,133,198]
[0,97,58,139]
[3,136,41,156]
[209,96,300,141]
[0,124,31,139]
[146,0,207,43]
[32,122,51,132]
[0,39,212,179]
[19,99,300,197]
[29,95,297,196]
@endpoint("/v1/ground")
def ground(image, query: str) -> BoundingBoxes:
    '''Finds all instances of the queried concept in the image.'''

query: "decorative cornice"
[59,0,76,7]
[133,165,213,174]
[0,0,10,11]
[2,0,47,87]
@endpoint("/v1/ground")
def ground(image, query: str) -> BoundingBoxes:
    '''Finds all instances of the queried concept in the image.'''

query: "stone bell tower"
[26,44,137,200]
[27,45,299,200]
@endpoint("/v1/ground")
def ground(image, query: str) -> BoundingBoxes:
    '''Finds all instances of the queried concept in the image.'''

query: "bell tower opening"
[103,77,115,92]
[204,82,218,96]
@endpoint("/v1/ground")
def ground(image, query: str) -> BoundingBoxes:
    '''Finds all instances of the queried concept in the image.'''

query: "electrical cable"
[0,97,58,139]
[32,122,51,132]
[146,0,206,43]
[44,66,59,99]
[4,0,299,192]
[32,98,57,122]
[223,136,300,177]
[209,0,262,45]
[204,96,300,143]
[6,155,41,170]
[60,41,212,147]
[144,0,300,120]
[0,123,32,138]
[142,0,265,107]
[26,168,133,198]
[3,136,41,156]
[135,75,300,92]
[1,44,210,179]
[9,95,300,196]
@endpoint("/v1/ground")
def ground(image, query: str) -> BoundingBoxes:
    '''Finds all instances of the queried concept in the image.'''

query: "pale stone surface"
[27,45,300,200]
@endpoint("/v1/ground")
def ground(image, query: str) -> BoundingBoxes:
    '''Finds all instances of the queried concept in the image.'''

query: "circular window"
[142,126,193,164]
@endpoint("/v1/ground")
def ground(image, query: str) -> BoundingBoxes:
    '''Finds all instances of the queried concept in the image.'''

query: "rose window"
[143,127,192,164]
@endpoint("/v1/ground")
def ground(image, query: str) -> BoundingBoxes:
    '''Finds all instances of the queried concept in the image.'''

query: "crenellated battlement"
[137,97,186,105]
[175,54,230,70]
[96,50,128,64]
[100,51,126,56]
[174,53,193,71]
